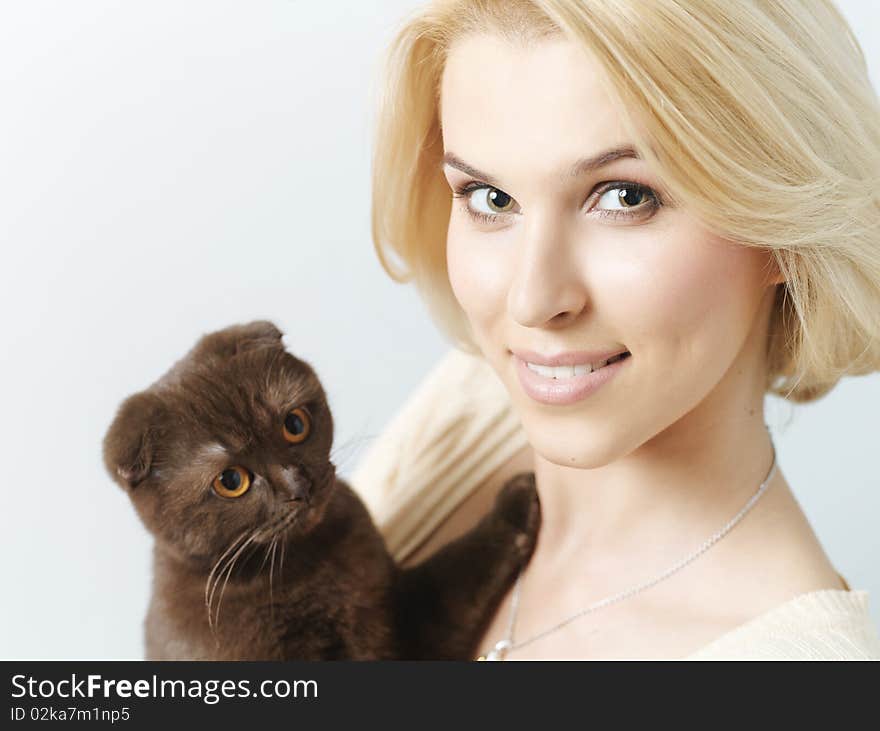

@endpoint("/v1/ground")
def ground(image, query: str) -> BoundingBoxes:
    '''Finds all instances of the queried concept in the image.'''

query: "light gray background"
[1,1,877,659]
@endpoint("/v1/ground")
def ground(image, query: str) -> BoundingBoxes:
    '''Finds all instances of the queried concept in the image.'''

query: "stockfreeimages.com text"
[10,674,317,705]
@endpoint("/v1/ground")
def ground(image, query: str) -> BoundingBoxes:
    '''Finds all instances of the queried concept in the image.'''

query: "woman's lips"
[512,351,630,405]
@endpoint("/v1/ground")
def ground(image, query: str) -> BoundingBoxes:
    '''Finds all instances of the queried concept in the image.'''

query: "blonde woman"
[353,0,880,659]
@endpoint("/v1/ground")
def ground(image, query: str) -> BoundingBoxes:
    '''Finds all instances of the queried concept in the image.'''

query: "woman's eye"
[452,184,519,224]
[282,407,311,444]
[593,184,659,219]
[212,466,251,499]
[470,187,517,215]
[452,180,661,225]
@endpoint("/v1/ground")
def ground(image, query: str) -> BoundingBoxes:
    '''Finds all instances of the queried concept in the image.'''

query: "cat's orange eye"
[212,466,251,498]
[282,407,311,444]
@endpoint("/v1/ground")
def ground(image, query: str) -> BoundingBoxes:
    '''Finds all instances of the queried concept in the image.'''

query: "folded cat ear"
[102,390,168,490]
[190,319,285,362]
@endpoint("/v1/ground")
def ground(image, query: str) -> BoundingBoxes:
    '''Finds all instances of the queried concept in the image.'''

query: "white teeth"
[526,360,610,379]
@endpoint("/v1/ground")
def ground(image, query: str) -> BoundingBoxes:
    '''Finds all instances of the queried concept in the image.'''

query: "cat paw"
[494,472,541,559]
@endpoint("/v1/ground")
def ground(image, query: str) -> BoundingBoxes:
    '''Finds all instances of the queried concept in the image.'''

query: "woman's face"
[440,34,780,467]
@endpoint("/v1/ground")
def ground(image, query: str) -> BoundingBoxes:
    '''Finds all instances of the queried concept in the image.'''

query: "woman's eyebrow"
[440,146,640,187]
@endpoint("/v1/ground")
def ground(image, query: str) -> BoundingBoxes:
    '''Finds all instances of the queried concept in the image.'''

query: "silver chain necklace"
[476,429,777,661]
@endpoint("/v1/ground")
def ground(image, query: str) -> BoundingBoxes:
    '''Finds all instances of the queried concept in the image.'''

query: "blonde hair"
[370,0,880,403]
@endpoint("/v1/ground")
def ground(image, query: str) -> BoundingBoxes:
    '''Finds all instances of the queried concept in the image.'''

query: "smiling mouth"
[523,351,631,379]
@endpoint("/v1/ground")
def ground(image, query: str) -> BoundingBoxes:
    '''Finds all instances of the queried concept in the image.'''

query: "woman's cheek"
[620,233,737,347]
[446,225,510,333]
[622,236,763,413]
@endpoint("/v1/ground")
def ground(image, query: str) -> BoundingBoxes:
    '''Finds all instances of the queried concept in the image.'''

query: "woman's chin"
[523,427,619,471]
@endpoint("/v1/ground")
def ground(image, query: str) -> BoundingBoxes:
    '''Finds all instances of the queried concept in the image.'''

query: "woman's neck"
[530,405,776,578]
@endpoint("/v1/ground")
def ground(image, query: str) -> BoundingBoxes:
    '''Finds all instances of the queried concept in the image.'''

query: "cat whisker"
[279,534,286,580]
[207,531,249,597]
[257,537,274,576]
[208,545,242,634]
[275,513,299,585]
[208,540,245,624]
[268,535,279,622]
[205,529,250,635]
[330,429,379,469]
[214,535,254,626]
[211,530,259,631]
[332,453,369,479]
[330,426,378,455]
[329,452,360,473]
[207,508,299,634]
[254,505,302,542]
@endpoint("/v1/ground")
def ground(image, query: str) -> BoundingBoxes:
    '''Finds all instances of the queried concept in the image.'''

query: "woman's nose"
[506,215,588,328]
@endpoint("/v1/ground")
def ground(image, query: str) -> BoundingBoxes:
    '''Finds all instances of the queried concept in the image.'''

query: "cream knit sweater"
[350,347,880,660]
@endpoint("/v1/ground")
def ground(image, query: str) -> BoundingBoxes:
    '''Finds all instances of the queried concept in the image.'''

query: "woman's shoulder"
[349,347,528,563]
[686,587,880,660]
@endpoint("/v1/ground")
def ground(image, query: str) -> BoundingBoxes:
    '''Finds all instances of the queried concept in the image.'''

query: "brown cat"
[102,320,540,660]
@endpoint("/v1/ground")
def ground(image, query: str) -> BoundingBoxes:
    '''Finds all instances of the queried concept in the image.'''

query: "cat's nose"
[288,481,311,503]
[270,465,311,504]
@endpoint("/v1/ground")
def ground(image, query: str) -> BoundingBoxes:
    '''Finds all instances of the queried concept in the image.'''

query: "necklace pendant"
[483,639,512,661]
